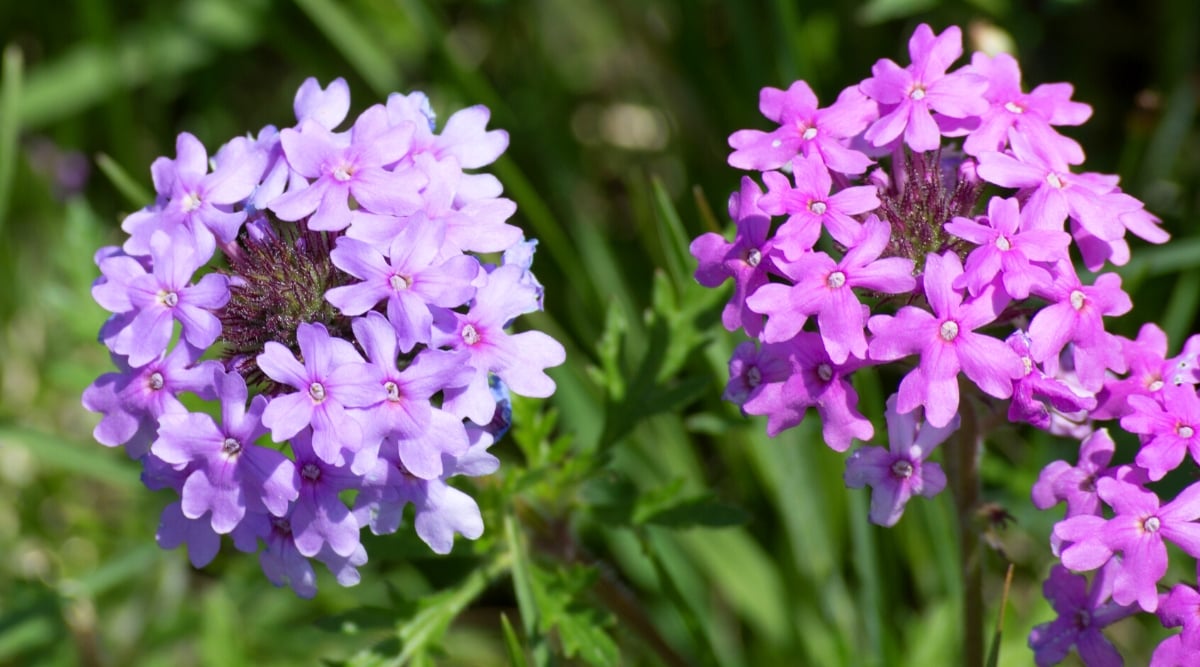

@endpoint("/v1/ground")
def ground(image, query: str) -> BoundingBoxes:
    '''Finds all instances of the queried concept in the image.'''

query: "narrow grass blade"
[95,153,152,208]
[0,45,23,236]
[292,0,400,98]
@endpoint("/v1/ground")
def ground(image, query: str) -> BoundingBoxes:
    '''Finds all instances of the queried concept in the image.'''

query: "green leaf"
[530,564,619,667]
[593,298,628,401]
[637,494,750,529]
[392,555,508,665]
[500,613,531,667]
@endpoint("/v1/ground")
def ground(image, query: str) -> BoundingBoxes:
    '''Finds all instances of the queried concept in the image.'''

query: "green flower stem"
[947,389,984,667]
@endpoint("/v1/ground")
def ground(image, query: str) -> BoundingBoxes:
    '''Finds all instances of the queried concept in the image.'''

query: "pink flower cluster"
[691,24,1198,663]
[84,78,565,597]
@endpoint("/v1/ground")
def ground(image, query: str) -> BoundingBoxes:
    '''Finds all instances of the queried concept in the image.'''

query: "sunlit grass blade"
[985,564,1015,667]
[0,426,139,488]
[650,177,693,296]
[500,613,531,667]
[95,152,152,208]
[505,515,550,667]
[0,45,22,236]
[1161,267,1200,344]
[291,0,399,98]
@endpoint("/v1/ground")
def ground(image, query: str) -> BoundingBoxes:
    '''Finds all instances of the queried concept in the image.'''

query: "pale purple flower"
[844,396,952,526]
[433,264,566,425]
[1159,577,1200,652]
[152,370,300,533]
[1093,324,1174,420]
[254,509,365,599]
[944,196,1070,299]
[1028,262,1131,392]
[105,232,230,367]
[1055,478,1200,612]
[293,77,351,131]
[1122,384,1200,481]
[1028,563,1136,667]
[867,251,1023,427]
[82,344,221,457]
[1032,429,1117,517]
[288,429,362,559]
[723,340,792,409]
[690,177,777,337]
[961,52,1091,163]
[270,106,425,231]
[860,24,989,152]
[1149,635,1191,667]
[748,216,914,362]
[122,132,265,257]
[352,312,473,479]
[1006,330,1097,430]
[257,322,384,464]
[326,225,480,351]
[759,152,881,250]
[155,501,222,569]
[728,81,876,174]
[354,428,494,553]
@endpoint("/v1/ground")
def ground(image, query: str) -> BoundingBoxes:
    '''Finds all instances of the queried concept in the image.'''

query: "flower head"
[84,77,564,596]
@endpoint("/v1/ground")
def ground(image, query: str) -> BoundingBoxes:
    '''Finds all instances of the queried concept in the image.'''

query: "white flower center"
[332,164,354,182]
[1143,516,1161,533]
[309,382,326,402]
[770,139,782,149]
[158,290,179,307]
[745,366,762,388]
[1004,101,1024,114]
[390,274,412,291]
[909,86,926,101]
[802,127,818,141]
[1069,290,1086,311]
[301,462,321,481]
[1021,356,1033,376]
[809,200,827,215]
[826,271,846,289]
[148,372,165,390]
[746,248,762,267]
[1148,379,1164,391]
[181,192,202,212]
[384,380,401,402]
[939,320,960,342]
[1178,425,1195,439]
[462,324,481,345]
[222,437,242,456]
[817,363,833,382]
[891,460,914,478]
[1046,172,1065,189]
[995,236,1011,251]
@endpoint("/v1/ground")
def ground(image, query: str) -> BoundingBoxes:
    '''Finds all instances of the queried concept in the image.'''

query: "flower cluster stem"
[947,393,984,667]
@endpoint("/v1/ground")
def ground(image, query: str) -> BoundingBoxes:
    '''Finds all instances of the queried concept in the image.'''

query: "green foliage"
[2,0,1198,665]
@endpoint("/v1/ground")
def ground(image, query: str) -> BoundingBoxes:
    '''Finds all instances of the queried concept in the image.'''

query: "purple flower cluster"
[693,24,1198,663]
[84,78,565,597]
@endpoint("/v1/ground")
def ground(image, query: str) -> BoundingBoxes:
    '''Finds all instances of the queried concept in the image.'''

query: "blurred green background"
[1,1,1198,665]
